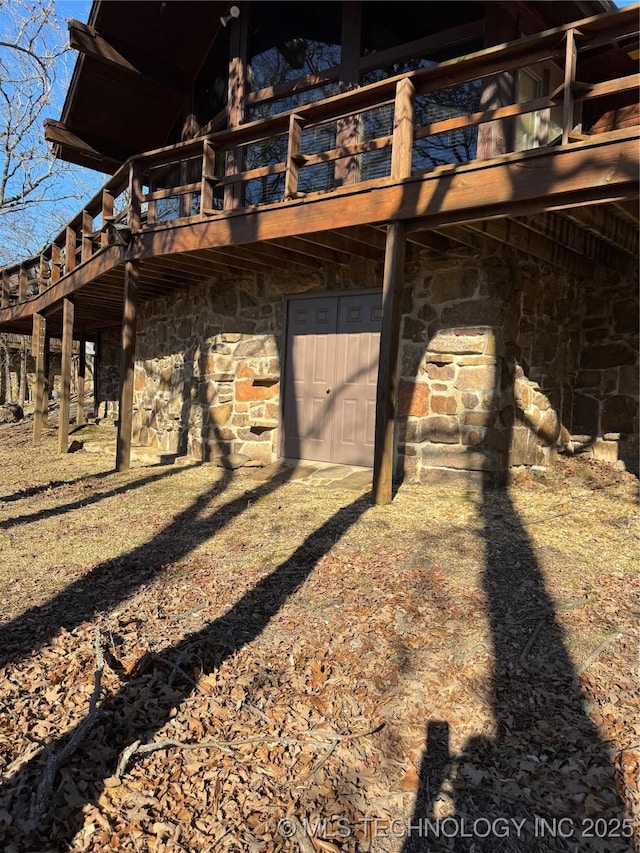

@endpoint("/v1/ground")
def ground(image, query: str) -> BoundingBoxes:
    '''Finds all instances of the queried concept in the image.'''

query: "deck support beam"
[32,314,47,446]
[77,336,86,426]
[116,260,139,472]
[373,221,406,505]
[58,298,74,454]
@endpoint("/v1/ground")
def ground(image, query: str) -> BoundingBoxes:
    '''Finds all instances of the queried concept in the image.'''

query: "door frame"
[279,287,382,462]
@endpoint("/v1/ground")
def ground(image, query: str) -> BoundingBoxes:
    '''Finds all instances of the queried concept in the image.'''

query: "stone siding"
[96,244,638,480]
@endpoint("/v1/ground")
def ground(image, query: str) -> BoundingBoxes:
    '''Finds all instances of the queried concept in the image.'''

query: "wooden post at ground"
[372,221,407,505]
[32,314,47,446]
[43,330,51,425]
[116,260,139,472]
[58,298,74,453]
[77,337,86,426]
[93,335,100,419]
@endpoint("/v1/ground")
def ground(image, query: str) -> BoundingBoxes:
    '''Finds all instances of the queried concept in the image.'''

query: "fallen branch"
[24,628,105,830]
[576,629,624,677]
[116,723,384,778]
[519,621,544,664]
[296,738,340,785]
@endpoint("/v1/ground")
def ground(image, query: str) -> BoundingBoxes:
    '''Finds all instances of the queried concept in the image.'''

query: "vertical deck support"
[335,1,363,186]
[77,337,86,426]
[373,222,407,505]
[116,260,139,472]
[32,313,47,446]
[372,77,414,505]
[58,297,74,453]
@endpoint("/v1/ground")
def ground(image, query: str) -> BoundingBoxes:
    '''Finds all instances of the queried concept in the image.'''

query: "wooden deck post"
[18,265,28,302]
[93,334,100,419]
[116,260,139,472]
[58,297,74,453]
[372,221,406,505]
[77,337,86,426]
[81,210,93,263]
[390,78,416,180]
[32,313,47,446]
[65,226,77,274]
[284,115,305,199]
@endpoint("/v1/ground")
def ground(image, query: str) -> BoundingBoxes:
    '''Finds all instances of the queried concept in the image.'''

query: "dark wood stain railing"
[1,5,637,306]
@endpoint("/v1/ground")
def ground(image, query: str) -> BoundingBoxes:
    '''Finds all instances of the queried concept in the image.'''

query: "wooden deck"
[1,5,638,339]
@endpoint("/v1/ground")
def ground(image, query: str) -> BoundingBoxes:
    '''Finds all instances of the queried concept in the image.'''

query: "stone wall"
[97,259,380,465]
[572,272,639,470]
[96,243,638,480]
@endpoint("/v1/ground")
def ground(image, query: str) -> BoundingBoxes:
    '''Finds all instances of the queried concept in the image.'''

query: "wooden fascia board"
[43,119,128,170]
[67,19,190,94]
[0,246,126,325]
[129,131,639,259]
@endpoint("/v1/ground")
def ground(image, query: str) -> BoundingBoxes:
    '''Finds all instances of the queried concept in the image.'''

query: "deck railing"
[1,5,637,306]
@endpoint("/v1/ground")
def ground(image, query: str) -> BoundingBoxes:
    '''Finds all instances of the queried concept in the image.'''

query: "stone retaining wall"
[96,244,638,480]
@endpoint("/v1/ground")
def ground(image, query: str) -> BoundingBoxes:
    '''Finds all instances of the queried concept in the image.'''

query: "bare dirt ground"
[0,417,638,853]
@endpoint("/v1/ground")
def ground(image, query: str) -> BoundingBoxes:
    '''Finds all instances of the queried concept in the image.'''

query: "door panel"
[331,293,381,465]
[283,292,382,466]
[283,296,337,462]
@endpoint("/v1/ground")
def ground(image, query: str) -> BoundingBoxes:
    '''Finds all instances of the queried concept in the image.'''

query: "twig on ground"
[519,621,544,664]
[115,723,384,778]
[296,738,340,785]
[24,628,105,830]
[576,630,624,677]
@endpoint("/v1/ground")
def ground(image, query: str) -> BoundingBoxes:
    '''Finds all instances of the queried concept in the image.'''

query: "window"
[515,68,563,151]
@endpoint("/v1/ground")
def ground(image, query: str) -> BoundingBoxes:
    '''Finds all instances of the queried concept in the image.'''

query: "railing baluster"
[1,270,9,308]
[65,226,76,274]
[129,161,143,231]
[562,28,578,144]
[39,253,49,293]
[101,189,114,246]
[201,139,217,214]
[19,264,28,302]
[51,243,61,283]
[391,78,416,180]
[81,210,93,262]
[284,114,305,200]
